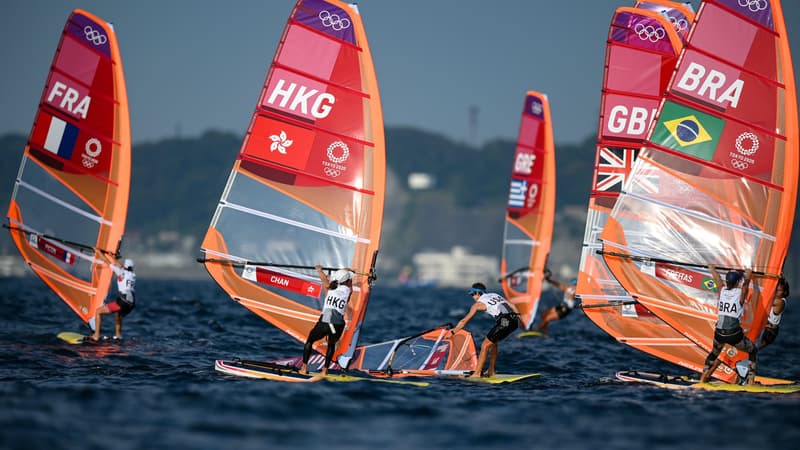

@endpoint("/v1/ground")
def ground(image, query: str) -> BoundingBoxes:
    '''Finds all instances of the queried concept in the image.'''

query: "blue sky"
[2,1,799,146]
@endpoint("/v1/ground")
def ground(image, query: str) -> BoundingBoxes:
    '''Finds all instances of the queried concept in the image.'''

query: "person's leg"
[301,323,326,374]
[472,338,491,378]
[735,337,758,385]
[322,327,342,375]
[699,339,725,382]
[487,343,499,377]
[534,308,555,333]
[90,305,111,340]
[114,313,122,338]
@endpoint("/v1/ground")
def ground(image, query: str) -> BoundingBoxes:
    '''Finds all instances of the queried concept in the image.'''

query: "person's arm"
[507,300,521,315]
[316,265,330,287]
[709,264,722,291]
[101,252,122,276]
[545,276,566,292]
[740,268,753,304]
[450,303,484,335]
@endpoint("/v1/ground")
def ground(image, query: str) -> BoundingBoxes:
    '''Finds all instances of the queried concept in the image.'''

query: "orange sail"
[576,5,731,378]
[200,0,385,367]
[500,92,555,329]
[600,0,797,381]
[268,325,478,377]
[5,10,131,327]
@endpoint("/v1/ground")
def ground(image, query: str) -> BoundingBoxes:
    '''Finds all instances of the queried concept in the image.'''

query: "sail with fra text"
[200,0,385,367]
[5,9,131,327]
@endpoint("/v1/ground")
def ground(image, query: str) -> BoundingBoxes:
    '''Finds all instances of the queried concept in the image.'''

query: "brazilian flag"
[651,101,725,161]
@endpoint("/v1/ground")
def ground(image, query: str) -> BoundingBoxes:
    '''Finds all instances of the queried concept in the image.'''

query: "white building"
[412,246,498,287]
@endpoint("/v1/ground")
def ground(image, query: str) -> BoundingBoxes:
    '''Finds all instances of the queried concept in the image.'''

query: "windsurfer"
[759,276,789,350]
[533,270,577,335]
[299,265,355,376]
[699,265,757,385]
[88,255,136,341]
[449,282,521,378]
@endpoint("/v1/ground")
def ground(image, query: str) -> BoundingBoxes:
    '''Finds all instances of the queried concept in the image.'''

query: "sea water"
[0,277,797,449]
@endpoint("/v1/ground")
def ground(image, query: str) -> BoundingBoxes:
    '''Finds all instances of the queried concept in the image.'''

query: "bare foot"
[298,364,308,375]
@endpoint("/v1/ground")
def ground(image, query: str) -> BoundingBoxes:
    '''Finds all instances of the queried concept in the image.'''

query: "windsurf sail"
[575,6,732,379]
[499,92,555,330]
[600,0,798,381]
[5,10,131,327]
[269,325,478,377]
[200,0,385,368]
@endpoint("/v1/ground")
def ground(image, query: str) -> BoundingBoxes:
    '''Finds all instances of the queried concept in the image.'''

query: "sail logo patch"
[513,152,536,175]
[730,132,759,170]
[43,115,79,159]
[81,138,102,168]
[594,147,637,193]
[322,141,349,178]
[508,179,528,208]
[607,105,656,136]
[264,78,335,119]
[269,131,293,154]
[652,101,724,161]
[662,115,713,147]
[675,61,744,109]
[508,179,538,209]
[318,10,350,30]
[46,80,92,119]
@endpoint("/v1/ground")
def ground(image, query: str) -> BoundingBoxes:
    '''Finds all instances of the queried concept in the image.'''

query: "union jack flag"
[593,147,638,193]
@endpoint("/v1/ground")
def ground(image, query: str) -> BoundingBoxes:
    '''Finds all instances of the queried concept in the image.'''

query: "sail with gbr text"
[576,6,734,380]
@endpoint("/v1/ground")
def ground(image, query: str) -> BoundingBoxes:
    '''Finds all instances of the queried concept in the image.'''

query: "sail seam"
[622,191,777,242]
[17,179,112,226]
[221,200,370,244]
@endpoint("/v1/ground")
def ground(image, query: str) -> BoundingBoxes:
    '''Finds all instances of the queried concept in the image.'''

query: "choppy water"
[1,277,798,449]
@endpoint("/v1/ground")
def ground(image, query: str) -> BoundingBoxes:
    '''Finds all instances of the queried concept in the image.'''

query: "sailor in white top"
[449,282,520,378]
[300,265,355,376]
[699,265,757,385]
[760,277,789,350]
[89,256,136,341]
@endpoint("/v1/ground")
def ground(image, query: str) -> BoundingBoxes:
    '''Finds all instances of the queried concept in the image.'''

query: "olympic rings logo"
[735,132,759,156]
[323,167,341,177]
[731,159,750,170]
[634,22,666,43]
[326,141,350,163]
[530,101,543,116]
[669,17,689,33]
[84,26,107,45]
[738,0,768,12]
[319,10,351,31]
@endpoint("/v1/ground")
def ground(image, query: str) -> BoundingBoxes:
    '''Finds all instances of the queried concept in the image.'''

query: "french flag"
[43,115,78,160]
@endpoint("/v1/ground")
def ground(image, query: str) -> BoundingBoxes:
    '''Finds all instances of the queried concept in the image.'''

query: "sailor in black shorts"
[534,271,577,335]
[449,282,521,378]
